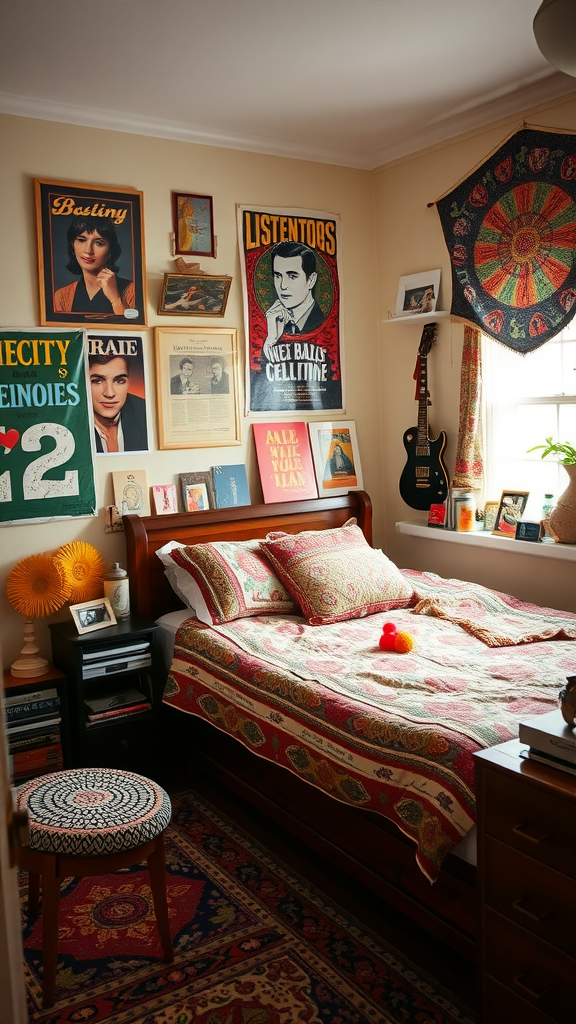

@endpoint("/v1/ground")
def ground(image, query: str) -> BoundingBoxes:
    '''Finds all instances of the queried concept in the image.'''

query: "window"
[483,322,576,521]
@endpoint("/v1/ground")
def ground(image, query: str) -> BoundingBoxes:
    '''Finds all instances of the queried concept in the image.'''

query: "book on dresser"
[4,688,61,726]
[3,673,65,783]
[518,708,576,776]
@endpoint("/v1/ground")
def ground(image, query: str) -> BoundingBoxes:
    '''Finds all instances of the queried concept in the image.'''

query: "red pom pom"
[379,633,397,650]
[382,622,397,635]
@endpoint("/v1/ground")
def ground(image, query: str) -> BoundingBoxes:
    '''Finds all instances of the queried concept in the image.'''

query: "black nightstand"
[49,615,163,779]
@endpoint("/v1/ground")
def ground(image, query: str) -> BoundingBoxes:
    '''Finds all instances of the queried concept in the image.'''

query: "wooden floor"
[167,763,477,1012]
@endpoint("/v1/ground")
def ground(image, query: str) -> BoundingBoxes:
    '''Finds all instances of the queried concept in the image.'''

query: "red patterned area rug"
[21,790,474,1024]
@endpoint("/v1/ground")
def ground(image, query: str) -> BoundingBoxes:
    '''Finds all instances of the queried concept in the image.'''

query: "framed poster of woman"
[35,179,147,328]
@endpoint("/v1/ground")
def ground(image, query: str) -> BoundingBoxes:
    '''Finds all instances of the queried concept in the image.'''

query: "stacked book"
[519,709,576,777]
[84,686,151,724]
[5,687,62,783]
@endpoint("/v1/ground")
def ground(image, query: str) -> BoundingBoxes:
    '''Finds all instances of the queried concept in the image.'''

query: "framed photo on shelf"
[212,465,251,508]
[151,483,178,515]
[172,192,215,258]
[395,270,441,318]
[308,420,363,498]
[158,272,232,316]
[178,471,215,512]
[483,500,500,532]
[70,597,116,635]
[112,469,150,516]
[154,327,241,449]
[492,491,529,537]
[35,178,147,327]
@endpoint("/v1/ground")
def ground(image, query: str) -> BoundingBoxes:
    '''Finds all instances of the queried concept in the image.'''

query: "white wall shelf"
[396,519,576,563]
[382,311,450,325]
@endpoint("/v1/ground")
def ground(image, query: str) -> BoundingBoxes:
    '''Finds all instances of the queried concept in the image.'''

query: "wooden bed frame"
[123,491,476,960]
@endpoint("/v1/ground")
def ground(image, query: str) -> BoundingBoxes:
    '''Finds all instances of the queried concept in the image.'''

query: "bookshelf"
[3,665,68,784]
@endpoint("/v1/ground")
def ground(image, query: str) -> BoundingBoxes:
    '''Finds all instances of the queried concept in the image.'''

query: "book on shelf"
[10,742,63,782]
[11,761,63,784]
[8,727,61,753]
[520,746,576,778]
[7,715,61,735]
[84,687,149,715]
[518,708,576,765]
[4,694,60,723]
[86,702,151,723]
[4,687,58,707]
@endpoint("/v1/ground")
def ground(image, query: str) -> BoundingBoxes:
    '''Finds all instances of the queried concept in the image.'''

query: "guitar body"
[400,426,449,510]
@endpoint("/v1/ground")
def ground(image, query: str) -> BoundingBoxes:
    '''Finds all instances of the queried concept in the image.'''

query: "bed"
[123,491,576,961]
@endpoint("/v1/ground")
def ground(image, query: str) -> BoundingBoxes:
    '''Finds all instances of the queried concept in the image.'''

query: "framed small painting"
[35,178,147,327]
[70,597,116,635]
[178,471,215,512]
[395,270,441,317]
[308,420,363,498]
[172,192,215,258]
[492,491,529,537]
[158,273,231,316]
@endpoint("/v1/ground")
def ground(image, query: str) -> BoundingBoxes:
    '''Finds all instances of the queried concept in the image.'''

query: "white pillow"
[155,541,211,624]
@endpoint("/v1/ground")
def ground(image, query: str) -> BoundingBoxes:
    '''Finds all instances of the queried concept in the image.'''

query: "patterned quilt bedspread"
[164,569,576,881]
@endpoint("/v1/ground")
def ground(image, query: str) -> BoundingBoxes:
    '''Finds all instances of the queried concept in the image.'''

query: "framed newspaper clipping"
[154,327,241,449]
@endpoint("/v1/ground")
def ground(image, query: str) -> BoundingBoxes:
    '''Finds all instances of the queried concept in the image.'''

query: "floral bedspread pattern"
[164,570,576,881]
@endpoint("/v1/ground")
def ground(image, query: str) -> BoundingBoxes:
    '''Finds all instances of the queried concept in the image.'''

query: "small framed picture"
[483,500,500,532]
[492,491,529,537]
[179,471,215,511]
[172,192,215,258]
[70,597,116,635]
[112,469,150,516]
[158,273,232,316]
[395,270,441,318]
[308,420,363,498]
[151,484,178,515]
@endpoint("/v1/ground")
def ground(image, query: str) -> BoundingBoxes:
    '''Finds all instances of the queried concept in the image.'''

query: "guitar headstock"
[418,322,438,358]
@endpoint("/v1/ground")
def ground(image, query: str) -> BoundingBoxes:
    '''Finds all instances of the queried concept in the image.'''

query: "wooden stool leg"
[28,872,40,914]
[41,857,61,1009]
[146,834,173,962]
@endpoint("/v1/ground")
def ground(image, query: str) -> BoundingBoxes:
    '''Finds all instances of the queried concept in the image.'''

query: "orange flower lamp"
[6,554,71,678]
[54,541,106,605]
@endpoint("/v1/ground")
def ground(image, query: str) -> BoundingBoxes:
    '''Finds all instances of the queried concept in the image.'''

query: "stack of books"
[5,687,62,783]
[84,686,151,724]
[519,709,576,777]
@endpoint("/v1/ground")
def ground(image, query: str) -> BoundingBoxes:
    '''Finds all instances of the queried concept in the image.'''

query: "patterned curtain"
[453,324,483,491]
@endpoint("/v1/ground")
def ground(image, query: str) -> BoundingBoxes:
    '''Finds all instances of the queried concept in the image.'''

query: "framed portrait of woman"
[308,420,363,498]
[35,179,147,328]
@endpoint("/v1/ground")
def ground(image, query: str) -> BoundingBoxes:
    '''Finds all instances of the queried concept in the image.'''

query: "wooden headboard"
[123,490,372,621]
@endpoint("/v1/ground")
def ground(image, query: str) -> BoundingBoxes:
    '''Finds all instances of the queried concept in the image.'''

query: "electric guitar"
[399,322,449,511]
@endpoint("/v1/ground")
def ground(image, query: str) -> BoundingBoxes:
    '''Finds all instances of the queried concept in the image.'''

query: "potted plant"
[527,437,576,542]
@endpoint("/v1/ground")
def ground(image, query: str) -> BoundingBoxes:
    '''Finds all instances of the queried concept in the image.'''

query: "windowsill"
[395,520,576,562]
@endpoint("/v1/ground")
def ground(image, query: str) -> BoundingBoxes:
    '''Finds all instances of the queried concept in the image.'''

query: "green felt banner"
[0,330,96,525]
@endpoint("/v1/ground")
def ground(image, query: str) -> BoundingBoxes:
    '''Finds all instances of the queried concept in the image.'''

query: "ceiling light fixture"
[533,0,576,77]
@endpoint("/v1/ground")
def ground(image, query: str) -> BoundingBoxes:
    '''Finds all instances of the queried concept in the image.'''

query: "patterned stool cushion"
[17,768,172,857]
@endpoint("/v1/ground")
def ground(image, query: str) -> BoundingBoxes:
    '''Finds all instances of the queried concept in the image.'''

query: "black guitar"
[399,322,449,511]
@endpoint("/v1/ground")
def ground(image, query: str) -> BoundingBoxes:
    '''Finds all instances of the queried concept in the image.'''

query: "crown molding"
[0,93,372,170]
[1,70,575,174]
[369,70,576,169]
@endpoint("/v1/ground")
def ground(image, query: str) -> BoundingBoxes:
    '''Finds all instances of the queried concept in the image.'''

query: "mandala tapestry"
[437,127,576,352]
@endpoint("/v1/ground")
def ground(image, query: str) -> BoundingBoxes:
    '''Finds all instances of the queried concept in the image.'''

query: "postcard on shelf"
[253,422,318,503]
[212,464,250,508]
[307,420,363,498]
[179,471,215,512]
[112,470,150,516]
[151,483,178,515]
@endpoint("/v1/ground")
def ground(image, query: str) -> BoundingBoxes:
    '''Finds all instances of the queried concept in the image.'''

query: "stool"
[17,767,174,1009]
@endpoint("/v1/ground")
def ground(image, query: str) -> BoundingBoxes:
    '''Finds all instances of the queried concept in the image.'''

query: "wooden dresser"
[475,739,576,1024]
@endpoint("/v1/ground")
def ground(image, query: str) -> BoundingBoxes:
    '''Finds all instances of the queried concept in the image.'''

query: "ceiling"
[1,0,574,169]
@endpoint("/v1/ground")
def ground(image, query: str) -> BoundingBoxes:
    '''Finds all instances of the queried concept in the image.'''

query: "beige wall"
[375,95,576,613]
[0,114,382,667]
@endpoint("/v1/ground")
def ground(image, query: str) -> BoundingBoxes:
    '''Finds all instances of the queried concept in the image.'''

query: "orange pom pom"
[394,631,414,653]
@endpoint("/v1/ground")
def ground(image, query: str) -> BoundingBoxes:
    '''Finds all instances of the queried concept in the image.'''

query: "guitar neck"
[416,354,430,454]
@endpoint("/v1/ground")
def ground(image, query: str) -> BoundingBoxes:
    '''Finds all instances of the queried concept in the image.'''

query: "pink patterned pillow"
[168,539,297,625]
[259,522,414,625]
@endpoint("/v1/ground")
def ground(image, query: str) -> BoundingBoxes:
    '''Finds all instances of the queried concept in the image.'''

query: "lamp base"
[10,618,50,678]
